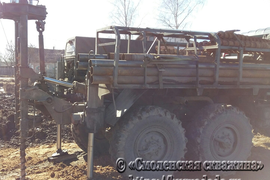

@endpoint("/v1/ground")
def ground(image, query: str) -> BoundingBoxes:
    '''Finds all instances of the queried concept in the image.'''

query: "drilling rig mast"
[0,1,47,179]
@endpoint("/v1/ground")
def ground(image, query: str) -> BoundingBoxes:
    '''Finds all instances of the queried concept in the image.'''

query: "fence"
[0,64,56,78]
[0,66,15,76]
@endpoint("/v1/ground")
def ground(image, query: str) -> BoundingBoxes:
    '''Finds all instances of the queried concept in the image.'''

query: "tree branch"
[110,0,141,27]
[158,0,206,29]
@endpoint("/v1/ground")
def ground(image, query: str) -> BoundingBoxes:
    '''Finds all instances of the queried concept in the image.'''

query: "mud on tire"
[186,104,253,176]
[109,106,187,178]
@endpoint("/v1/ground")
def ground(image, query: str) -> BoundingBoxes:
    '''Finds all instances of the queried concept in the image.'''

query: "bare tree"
[110,0,141,27]
[0,42,37,66]
[0,42,15,66]
[158,0,205,29]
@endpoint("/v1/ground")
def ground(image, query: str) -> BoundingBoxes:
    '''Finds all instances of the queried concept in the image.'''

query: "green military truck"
[62,26,270,178]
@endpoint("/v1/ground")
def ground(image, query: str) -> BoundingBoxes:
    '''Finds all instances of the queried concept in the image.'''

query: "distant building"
[28,47,64,63]
[28,47,64,78]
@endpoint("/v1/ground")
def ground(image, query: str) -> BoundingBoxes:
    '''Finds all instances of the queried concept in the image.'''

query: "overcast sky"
[0,0,269,54]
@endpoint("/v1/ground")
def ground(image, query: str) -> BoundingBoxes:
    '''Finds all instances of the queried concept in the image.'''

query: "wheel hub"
[136,131,168,160]
[213,127,236,157]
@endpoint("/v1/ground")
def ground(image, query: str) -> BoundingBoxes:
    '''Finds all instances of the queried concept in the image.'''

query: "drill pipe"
[91,66,270,78]
[107,53,196,61]
[77,62,88,70]
[90,59,144,67]
[44,77,73,88]
[91,75,270,85]
[89,59,270,70]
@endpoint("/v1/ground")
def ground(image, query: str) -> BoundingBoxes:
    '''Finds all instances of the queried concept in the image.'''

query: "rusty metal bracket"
[142,54,151,67]
[36,20,46,75]
[21,87,73,124]
[36,20,45,32]
[20,67,42,80]
[20,87,50,102]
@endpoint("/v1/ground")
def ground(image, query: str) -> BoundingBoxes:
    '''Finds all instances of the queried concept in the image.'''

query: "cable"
[0,0,11,46]
[0,19,10,46]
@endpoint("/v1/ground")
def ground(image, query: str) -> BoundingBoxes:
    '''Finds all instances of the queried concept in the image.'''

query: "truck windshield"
[65,40,75,56]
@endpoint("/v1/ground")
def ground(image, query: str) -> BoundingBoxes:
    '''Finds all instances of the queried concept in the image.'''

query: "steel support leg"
[48,123,77,163]
[85,73,104,179]
[53,124,67,156]
[48,124,70,161]
[52,124,64,156]
[87,133,94,179]
[56,124,62,152]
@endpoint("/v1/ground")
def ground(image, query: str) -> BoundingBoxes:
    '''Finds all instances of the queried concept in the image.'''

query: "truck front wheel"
[110,106,187,178]
[71,122,109,156]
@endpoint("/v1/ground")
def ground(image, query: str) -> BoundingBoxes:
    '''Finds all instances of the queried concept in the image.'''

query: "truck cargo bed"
[84,26,270,92]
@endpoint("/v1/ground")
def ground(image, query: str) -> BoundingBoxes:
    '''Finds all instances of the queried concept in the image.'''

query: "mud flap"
[85,106,105,133]
[105,89,147,126]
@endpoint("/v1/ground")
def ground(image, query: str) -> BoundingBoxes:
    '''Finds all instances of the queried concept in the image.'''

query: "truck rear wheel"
[71,122,109,156]
[232,97,270,137]
[110,106,187,178]
[186,104,253,176]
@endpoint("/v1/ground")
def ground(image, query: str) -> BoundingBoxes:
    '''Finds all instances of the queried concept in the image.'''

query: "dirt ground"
[0,77,270,180]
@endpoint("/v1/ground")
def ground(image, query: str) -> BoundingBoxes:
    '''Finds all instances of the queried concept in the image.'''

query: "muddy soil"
[0,77,270,180]
[0,78,123,180]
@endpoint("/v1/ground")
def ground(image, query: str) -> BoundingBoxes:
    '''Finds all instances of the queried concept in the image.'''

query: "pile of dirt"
[0,85,16,143]
[0,78,73,148]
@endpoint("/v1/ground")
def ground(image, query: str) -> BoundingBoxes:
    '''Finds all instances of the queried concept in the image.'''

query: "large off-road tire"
[71,122,109,156]
[232,97,270,137]
[110,106,187,178]
[186,104,253,176]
